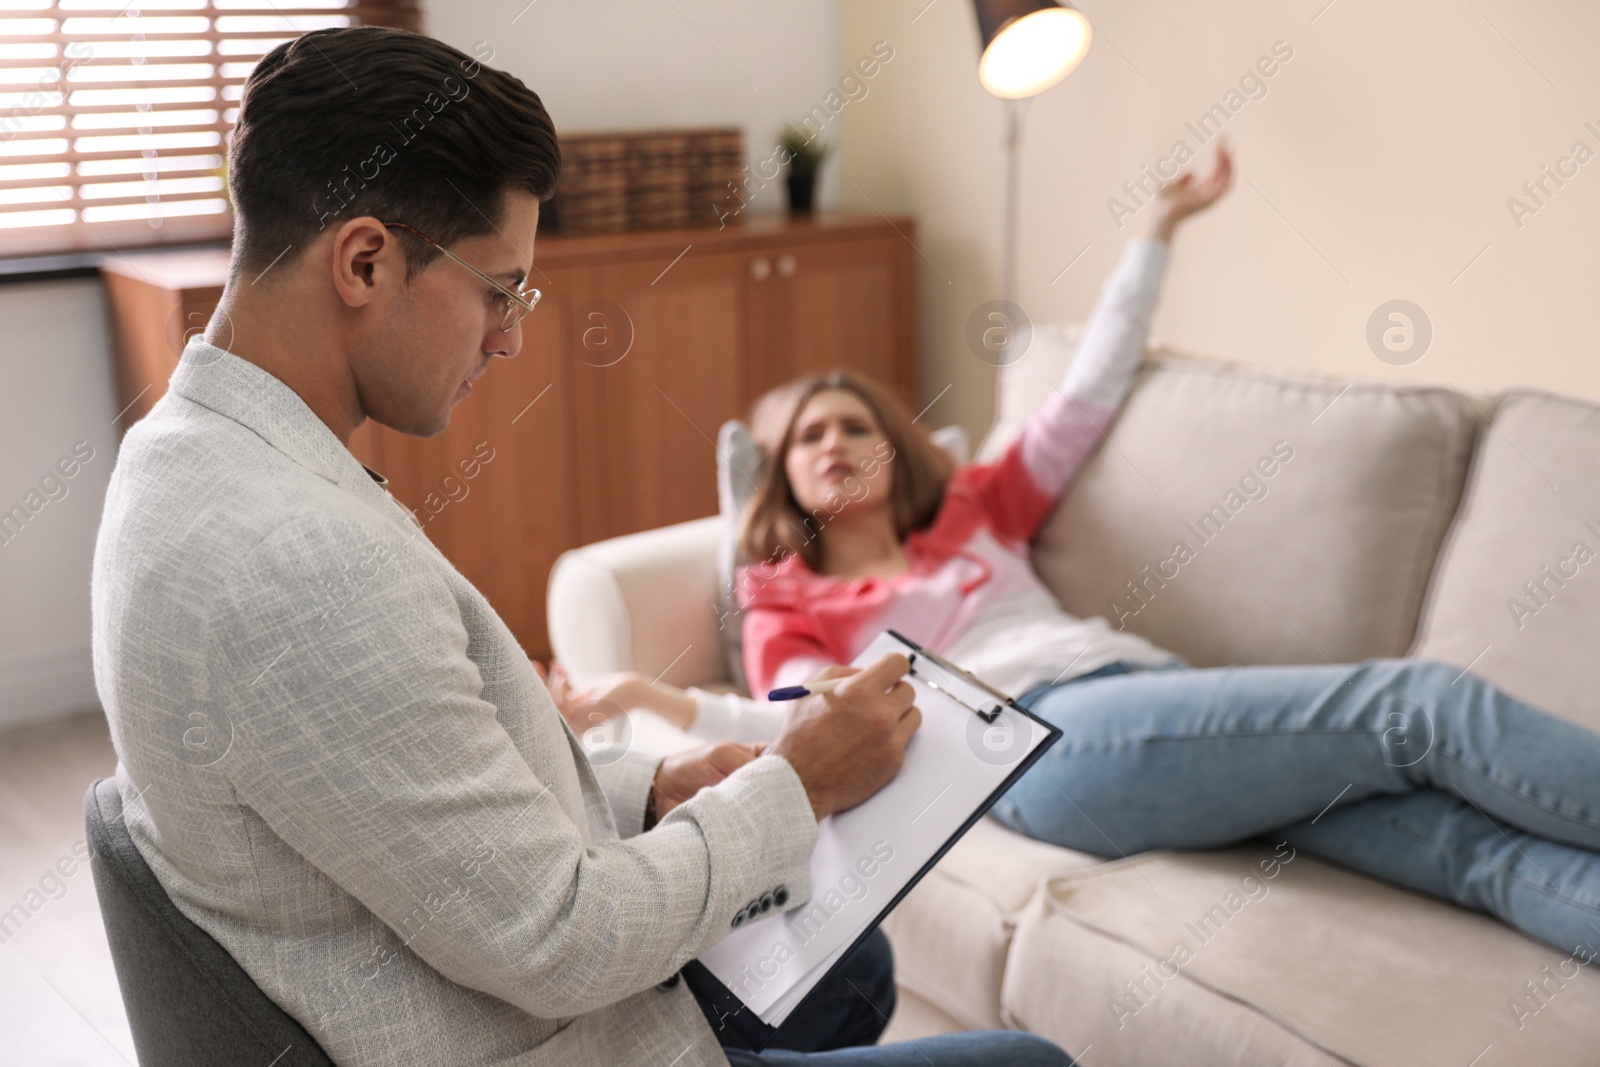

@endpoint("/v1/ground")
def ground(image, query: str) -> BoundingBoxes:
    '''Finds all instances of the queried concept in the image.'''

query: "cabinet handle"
[750,256,772,281]
[776,253,797,277]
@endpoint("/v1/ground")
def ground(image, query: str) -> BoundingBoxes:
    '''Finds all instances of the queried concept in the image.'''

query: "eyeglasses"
[381,220,541,331]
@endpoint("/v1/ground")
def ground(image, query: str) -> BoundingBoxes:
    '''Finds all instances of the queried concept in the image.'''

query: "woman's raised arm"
[1060,137,1234,412]
[953,139,1235,546]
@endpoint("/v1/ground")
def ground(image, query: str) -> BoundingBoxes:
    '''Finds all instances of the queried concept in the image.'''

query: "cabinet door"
[369,263,586,662]
[744,233,915,408]
[566,249,745,543]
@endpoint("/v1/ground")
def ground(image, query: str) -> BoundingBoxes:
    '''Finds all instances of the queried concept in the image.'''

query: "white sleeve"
[1058,236,1170,410]
[685,688,787,743]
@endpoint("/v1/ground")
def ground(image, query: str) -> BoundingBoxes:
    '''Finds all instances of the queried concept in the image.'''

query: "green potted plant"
[778,126,833,214]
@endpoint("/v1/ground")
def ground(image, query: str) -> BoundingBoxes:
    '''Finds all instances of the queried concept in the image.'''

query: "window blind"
[0,0,420,257]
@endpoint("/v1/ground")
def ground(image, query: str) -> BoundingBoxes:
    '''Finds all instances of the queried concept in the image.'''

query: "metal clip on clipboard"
[899,635,1012,725]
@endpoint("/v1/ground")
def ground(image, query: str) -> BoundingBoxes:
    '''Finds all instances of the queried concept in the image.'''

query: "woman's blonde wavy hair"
[738,370,957,573]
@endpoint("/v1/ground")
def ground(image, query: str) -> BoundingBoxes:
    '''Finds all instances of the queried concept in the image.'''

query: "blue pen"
[766,677,847,701]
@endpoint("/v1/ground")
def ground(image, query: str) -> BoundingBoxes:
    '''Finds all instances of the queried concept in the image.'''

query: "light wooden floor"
[0,708,957,1065]
[0,708,135,1066]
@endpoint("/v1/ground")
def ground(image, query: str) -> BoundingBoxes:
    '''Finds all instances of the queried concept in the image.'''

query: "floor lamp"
[972,0,1093,305]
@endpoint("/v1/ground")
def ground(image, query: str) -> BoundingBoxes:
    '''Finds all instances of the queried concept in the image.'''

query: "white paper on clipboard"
[693,629,1056,1026]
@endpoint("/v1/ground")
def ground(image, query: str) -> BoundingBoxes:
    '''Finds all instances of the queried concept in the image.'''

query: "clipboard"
[683,628,1062,1050]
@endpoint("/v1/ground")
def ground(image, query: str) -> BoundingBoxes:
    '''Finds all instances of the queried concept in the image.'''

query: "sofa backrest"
[1409,390,1600,731]
[979,326,1479,668]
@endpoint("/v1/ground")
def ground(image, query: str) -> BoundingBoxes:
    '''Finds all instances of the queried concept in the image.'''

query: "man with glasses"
[382,220,542,331]
[90,25,1072,1067]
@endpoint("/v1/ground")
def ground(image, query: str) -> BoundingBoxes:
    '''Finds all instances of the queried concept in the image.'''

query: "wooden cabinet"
[101,212,918,661]
[100,250,230,429]
[569,249,745,544]
[744,233,910,401]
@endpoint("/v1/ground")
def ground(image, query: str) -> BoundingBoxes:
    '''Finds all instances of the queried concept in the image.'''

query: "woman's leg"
[1275,791,1600,958]
[994,658,1600,856]
[993,659,1600,953]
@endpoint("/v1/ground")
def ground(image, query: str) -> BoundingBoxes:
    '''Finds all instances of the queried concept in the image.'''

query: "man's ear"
[330,216,399,309]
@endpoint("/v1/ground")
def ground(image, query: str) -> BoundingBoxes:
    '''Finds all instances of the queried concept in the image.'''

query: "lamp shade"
[973,0,1092,99]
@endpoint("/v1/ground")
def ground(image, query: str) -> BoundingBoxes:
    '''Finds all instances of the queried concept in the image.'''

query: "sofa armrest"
[546,514,731,689]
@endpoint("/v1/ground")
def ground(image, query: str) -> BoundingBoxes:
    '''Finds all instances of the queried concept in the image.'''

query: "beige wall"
[840,0,1600,446]
[429,0,842,215]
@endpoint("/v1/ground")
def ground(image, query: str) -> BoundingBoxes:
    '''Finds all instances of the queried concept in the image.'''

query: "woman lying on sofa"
[546,137,1600,960]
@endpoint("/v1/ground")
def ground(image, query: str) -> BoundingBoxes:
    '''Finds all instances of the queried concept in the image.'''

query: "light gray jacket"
[90,340,819,1066]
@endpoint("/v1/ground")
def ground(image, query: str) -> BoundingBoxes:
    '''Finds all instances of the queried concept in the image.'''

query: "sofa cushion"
[1002,844,1600,1067]
[995,351,1477,667]
[1410,390,1600,732]
[880,816,1103,1031]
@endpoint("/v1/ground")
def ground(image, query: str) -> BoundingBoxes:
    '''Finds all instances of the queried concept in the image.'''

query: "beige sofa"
[546,325,1600,1065]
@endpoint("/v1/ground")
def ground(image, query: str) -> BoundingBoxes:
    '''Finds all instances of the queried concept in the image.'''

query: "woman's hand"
[1137,135,1233,243]
[533,659,589,731]
[535,660,697,731]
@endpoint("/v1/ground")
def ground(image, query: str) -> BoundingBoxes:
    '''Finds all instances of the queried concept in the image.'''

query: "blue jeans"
[991,658,1600,958]
[700,929,1072,1066]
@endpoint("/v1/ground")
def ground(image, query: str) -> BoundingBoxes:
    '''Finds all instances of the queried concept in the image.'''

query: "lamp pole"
[1001,96,1029,306]
[972,1,1091,302]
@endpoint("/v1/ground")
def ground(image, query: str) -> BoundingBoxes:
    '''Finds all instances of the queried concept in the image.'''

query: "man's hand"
[647,741,765,828]
[767,654,921,822]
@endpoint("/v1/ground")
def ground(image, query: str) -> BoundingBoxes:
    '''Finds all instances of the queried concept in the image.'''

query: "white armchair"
[548,514,728,690]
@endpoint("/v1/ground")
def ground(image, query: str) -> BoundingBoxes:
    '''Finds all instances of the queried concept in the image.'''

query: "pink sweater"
[690,238,1182,742]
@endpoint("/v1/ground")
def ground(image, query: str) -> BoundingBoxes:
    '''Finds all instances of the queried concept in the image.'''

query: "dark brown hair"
[227,27,561,278]
[739,370,957,572]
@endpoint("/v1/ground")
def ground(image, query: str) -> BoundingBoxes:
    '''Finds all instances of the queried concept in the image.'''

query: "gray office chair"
[84,777,337,1067]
